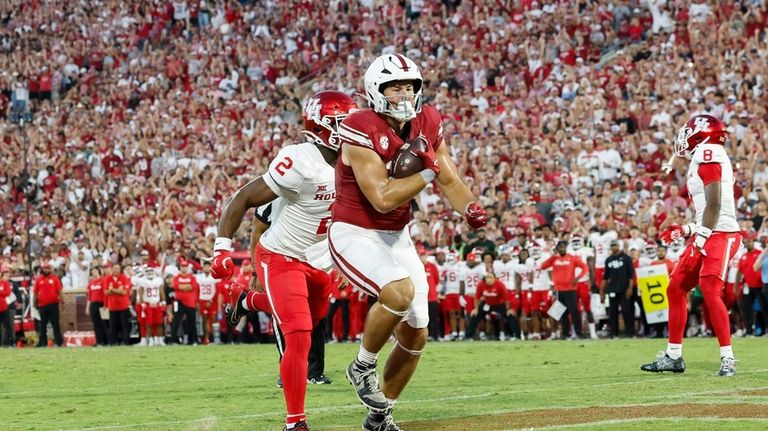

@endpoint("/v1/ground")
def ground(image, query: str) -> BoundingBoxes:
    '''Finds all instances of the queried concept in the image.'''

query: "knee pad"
[394,337,424,356]
[381,302,409,318]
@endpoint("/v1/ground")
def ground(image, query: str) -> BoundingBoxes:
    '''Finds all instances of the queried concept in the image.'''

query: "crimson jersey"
[333,105,444,230]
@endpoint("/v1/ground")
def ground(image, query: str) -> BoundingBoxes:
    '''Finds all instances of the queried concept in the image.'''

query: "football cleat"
[308,374,332,385]
[225,290,248,326]
[277,376,283,389]
[718,357,736,377]
[363,411,402,431]
[346,359,389,413]
[640,352,685,373]
[283,421,309,431]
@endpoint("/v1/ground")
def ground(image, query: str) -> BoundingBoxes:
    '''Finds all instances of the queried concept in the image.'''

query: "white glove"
[458,296,468,308]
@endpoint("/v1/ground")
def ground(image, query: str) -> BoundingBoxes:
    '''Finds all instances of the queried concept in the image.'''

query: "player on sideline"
[641,115,741,376]
[209,91,358,431]
[329,53,486,430]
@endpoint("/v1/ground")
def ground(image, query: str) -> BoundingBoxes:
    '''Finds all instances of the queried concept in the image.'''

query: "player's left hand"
[693,233,708,256]
[412,139,440,176]
[465,202,487,229]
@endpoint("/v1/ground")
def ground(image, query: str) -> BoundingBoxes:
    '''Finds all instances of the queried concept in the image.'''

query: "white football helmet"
[569,235,584,251]
[643,241,658,260]
[364,53,423,122]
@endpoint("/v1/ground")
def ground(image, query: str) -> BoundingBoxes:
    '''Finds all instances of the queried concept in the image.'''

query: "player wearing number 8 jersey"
[642,115,741,377]
[210,91,358,431]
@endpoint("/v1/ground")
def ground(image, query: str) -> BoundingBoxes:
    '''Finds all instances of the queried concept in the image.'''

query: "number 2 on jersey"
[316,204,333,235]
[275,156,294,176]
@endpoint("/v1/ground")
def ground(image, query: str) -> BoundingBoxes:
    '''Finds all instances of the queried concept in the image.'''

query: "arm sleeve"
[262,147,305,197]
[697,163,722,186]
[337,113,375,149]
[539,255,554,270]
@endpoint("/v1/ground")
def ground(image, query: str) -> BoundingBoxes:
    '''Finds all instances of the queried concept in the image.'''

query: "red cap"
[0,266,10,273]
[178,258,188,266]
[241,258,252,266]
[41,262,51,269]
[467,253,478,262]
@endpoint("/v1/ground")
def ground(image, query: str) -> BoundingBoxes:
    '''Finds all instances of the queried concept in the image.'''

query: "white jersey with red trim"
[196,273,218,302]
[516,258,536,290]
[442,262,462,295]
[139,277,163,305]
[260,142,336,261]
[461,263,486,296]
[687,144,739,232]
[493,259,517,291]
[568,247,594,282]
[532,253,552,291]
[589,231,618,269]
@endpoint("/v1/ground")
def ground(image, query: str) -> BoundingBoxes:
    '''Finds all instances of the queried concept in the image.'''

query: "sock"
[386,398,397,408]
[666,275,689,344]
[666,343,682,360]
[588,323,597,337]
[720,345,734,360]
[700,276,732,348]
[245,291,271,313]
[282,331,311,428]
[357,344,378,367]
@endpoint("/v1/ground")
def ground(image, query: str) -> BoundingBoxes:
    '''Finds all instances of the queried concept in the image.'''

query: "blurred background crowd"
[1,0,768,346]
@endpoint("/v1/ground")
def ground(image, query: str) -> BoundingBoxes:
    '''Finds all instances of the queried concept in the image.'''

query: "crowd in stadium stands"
[2,0,768,346]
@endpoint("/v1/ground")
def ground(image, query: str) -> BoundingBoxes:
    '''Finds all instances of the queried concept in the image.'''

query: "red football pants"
[255,244,331,424]
[667,232,740,347]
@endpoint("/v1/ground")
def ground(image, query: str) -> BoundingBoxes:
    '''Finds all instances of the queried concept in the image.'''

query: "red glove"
[412,139,440,176]
[659,223,694,245]
[465,202,487,229]
[211,250,235,279]
[211,237,235,279]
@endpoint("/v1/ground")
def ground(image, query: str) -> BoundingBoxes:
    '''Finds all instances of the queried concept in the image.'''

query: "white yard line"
[499,417,768,431]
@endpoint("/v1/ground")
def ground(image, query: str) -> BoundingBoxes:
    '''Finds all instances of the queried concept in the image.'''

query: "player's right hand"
[211,250,235,279]
[659,224,689,245]
[412,140,440,176]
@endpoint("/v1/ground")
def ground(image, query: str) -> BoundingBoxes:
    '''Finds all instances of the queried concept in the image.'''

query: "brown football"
[389,137,426,178]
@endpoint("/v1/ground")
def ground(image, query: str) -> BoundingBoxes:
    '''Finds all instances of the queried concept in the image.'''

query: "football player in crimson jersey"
[210,91,357,431]
[330,53,486,431]
[642,115,741,377]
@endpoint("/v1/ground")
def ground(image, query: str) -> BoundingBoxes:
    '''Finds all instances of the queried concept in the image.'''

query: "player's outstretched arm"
[345,144,432,214]
[218,177,278,239]
[210,177,277,280]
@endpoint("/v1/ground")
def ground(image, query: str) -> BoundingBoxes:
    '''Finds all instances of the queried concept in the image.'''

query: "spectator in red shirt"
[466,272,509,340]
[33,262,64,347]
[540,241,589,339]
[735,238,768,336]
[171,259,199,345]
[104,263,132,345]
[0,266,15,346]
[85,266,108,346]
[420,249,441,342]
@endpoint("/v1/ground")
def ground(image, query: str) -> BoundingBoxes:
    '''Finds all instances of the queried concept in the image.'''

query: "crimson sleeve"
[475,282,484,300]
[172,276,179,289]
[697,162,722,186]
[539,255,555,270]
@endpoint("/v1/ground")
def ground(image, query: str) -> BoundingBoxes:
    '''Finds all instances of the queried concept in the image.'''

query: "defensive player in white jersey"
[642,115,742,376]
[209,91,358,431]
[196,262,219,345]
[441,251,465,340]
[589,221,619,286]
[493,245,523,338]
[530,246,554,339]
[515,249,536,338]
[567,236,598,339]
[460,253,486,334]
[136,266,165,346]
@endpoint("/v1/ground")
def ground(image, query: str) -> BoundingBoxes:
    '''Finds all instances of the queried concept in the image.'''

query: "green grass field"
[1,338,767,431]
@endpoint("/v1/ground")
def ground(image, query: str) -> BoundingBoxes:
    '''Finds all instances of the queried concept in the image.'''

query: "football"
[389,137,426,178]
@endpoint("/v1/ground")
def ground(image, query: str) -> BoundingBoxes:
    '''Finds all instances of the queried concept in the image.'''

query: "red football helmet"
[675,114,728,159]
[301,91,358,151]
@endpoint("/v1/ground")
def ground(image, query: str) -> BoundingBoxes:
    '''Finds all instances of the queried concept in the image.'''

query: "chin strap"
[662,154,676,174]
